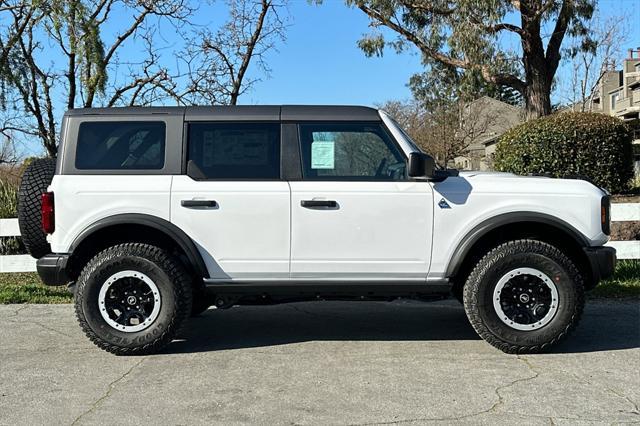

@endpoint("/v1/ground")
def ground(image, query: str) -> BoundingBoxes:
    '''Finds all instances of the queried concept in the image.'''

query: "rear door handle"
[300,200,337,208]
[181,200,218,208]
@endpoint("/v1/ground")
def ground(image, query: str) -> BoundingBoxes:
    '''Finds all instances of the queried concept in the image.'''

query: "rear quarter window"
[75,121,166,170]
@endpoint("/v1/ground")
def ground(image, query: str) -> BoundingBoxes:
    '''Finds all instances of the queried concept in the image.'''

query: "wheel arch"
[447,212,594,295]
[67,214,209,281]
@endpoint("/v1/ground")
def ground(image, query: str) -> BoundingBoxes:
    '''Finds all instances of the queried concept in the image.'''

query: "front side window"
[76,121,166,170]
[299,123,406,180]
[187,122,280,179]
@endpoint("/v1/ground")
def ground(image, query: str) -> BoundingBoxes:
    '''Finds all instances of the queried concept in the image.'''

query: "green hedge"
[494,112,634,193]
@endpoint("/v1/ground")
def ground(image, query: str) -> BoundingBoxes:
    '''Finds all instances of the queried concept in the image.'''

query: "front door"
[289,122,433,281]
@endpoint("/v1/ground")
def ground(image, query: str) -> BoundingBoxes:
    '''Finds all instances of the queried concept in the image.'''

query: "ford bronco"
[17,105,616,355]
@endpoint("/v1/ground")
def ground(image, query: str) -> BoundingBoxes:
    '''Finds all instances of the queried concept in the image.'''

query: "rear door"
[170,121,290,280]
[289,122,434,281]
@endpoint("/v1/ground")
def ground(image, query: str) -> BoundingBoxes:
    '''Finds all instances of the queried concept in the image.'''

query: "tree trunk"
[521,46,552,118]
[45,135,57,157]
[524,72,552,119]
[520,6,553,120]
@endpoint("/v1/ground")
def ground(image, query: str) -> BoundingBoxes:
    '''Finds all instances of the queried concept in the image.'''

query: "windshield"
[380,110,446,171]
[383,113,424,154]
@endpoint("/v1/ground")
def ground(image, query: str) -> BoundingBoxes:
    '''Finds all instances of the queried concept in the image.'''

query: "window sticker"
[311,133,335,169]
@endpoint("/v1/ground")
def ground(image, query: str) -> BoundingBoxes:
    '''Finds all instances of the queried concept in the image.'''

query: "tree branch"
[358,4,526,94]
[231,0,271,104]
[485,22,525,36]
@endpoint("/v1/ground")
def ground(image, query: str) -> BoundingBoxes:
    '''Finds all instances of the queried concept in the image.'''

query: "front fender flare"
[444,212,590,278]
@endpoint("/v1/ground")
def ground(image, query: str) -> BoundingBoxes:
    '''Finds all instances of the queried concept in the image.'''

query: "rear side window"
[75,121,166,170]
[187,122,280,179]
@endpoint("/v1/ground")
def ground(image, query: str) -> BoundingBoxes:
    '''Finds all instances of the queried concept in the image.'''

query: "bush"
[0,178,24,255]
[0,178,18,218]
[494,112,634,193]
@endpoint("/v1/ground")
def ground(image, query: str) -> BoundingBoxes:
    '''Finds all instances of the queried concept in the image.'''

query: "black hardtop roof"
[64,105,381,122]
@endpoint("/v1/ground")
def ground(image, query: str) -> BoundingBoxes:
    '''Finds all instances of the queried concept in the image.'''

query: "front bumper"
[36,254,70,286]
[583,246,616,288]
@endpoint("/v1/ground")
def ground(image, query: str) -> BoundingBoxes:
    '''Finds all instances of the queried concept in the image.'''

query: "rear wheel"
[463,239,584,353]
[74,243,192,355]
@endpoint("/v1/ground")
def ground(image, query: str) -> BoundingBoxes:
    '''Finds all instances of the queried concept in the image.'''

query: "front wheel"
[463,239,584,354]
[74,243,193,355]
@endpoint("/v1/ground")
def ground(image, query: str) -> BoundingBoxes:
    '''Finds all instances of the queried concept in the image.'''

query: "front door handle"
[301,200,338,208]
[181,199,218,208]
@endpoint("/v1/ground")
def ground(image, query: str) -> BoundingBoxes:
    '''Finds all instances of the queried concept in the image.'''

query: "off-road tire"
[74,243,192,355]
[18,157,56,258]
[463,239,584,354]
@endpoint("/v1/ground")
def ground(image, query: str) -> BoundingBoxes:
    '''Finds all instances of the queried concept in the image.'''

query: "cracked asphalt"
[0,299,638,425]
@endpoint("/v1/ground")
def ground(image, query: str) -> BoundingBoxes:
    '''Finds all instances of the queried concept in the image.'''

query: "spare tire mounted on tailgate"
[18,157,56,259]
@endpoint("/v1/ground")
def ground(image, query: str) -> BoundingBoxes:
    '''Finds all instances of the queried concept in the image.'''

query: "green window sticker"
[311,141,335,169]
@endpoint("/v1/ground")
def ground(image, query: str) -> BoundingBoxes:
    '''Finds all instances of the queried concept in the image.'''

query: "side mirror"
[408,152,436,179]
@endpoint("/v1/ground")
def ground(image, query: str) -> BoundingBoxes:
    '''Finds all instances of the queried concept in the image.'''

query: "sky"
[236,0,640,106]
[8,0,640,157]
[239,0,423,106]
[30,0,640,108]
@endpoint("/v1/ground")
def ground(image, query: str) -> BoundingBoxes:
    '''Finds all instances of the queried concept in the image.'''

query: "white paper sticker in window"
[311,141,335,169]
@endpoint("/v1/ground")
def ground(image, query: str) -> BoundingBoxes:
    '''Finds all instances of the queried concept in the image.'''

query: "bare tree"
[0,136,17,166]
[379,97,506,168]
[0,0,289,157]
[0,0,192,156]
[169,0,288,106]
[561,14,630,112]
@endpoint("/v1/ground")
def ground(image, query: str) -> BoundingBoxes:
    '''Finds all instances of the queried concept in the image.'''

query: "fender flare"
[445,212,590,278]
[70,213,209,278]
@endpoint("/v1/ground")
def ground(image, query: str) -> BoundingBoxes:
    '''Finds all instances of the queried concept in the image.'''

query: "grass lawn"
[0,261,638,304]
[588,259,640,299]
[0,272,72,304]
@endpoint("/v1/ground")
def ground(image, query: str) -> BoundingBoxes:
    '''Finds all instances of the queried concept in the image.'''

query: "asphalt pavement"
[0,299,638,425]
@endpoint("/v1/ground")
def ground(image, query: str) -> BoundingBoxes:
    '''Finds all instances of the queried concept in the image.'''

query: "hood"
[436,170,605,199]
[458,171,517,178]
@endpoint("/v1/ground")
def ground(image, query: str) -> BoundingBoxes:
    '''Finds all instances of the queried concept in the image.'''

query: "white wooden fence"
[0,204,639,273]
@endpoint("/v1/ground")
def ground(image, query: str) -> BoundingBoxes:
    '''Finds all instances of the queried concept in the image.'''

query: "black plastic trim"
[203,280,451,296]
[69,214,209,278]
[37,254,70,286]
[445,212,591,278]
[584,246,616,286]
[281,123,302,180]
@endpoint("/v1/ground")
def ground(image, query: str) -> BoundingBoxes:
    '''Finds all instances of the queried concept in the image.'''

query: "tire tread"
[18,158,56,259]
[463,239,585,354]
[74,243,192,355]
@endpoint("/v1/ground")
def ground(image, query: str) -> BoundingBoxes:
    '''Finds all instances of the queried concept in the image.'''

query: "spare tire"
[18,157,56,258]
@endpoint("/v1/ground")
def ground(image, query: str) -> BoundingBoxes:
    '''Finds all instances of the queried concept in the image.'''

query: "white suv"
[18,105,616,355]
